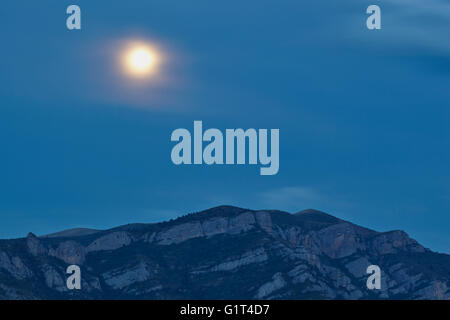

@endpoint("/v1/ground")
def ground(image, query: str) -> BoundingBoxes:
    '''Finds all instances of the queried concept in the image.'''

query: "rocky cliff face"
[0,206,449,300]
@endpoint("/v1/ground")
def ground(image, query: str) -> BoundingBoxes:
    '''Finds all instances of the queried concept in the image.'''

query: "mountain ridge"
[0,205,448,300]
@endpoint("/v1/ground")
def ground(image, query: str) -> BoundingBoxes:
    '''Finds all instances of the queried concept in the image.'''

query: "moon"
[121,42,161,78]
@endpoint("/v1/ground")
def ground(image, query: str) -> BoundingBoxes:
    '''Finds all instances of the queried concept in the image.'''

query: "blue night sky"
[0,1,449,253]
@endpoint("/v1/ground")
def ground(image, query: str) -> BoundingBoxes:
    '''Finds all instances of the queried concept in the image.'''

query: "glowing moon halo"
[121,42,161,78]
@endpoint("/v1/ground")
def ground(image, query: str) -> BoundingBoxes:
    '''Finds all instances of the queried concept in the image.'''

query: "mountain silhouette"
[0,205,449,299]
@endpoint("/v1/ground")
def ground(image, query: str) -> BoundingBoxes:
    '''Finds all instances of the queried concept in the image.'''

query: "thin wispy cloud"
[259,186,323,211]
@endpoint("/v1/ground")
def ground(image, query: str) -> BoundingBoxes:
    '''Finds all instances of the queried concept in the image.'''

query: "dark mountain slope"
[0,206,448,300]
